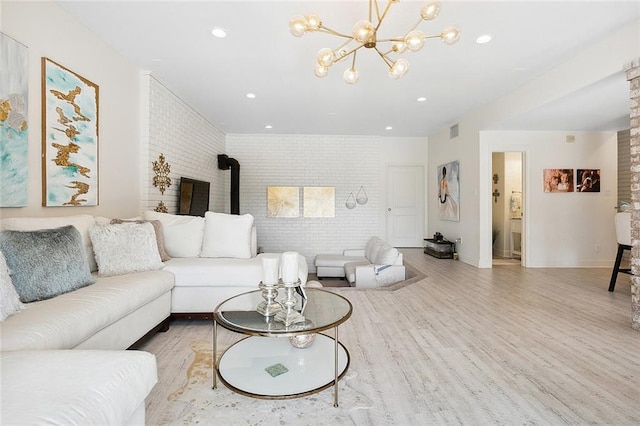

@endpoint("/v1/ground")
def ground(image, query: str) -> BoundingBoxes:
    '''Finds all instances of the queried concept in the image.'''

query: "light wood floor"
[141,249,640,424]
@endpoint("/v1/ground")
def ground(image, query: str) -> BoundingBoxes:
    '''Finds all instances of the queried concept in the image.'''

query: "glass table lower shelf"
[217,334,350,399]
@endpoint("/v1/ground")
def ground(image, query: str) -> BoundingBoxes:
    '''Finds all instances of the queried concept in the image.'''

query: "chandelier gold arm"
[374,47,394,68]
[316,25,352,39]
[374,0,395,32]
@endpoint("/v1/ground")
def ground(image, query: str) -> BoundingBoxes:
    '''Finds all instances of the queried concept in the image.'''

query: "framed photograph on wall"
[543,169,574,193]
[576,169,600,192]
[437,160,460,221]
[42,57,99,206]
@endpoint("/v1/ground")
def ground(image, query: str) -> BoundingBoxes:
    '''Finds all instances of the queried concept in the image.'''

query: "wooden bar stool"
[609,212,631,292]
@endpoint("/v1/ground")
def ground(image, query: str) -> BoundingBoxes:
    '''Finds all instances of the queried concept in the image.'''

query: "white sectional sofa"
[315,236,405,287]
[0,210,308,425]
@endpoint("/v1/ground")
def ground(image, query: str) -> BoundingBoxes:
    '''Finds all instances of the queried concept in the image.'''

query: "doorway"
[491,152,523,266]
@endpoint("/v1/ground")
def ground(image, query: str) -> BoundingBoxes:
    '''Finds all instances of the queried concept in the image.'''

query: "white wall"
[141,74,226,214]
[1,0,142,219]
[483,131,617,267]
[226,134,426,270]
[429,19,639,267]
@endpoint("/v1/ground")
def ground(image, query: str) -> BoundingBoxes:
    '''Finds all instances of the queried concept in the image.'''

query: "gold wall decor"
[304,186,335,218]
[154,200,168,213]
[152,152,171,195]
[267,186,299,218]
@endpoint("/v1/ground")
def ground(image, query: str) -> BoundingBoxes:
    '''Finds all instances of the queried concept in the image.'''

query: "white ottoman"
[1,350,157,425]
[314,254,367,279]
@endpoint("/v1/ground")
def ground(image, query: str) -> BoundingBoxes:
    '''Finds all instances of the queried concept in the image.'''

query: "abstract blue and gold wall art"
[0,34,29,207]
[42,58,99,206]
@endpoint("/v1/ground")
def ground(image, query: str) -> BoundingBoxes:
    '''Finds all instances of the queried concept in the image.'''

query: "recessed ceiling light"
[385,126,393,130]
[417,97,427,102]
[265,125,273,129]
[211,28,227,38]
[246,93,256,99]
[476,34,492,44]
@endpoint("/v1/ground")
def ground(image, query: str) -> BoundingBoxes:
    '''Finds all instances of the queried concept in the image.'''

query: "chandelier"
[289,1,460,84]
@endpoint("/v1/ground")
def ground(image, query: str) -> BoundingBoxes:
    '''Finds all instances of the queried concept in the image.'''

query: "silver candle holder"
[274,279,306,326]
[257,281,282,317]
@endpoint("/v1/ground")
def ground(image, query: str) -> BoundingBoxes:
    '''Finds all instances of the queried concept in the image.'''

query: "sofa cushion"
[1,350,157,425]
[90,223,164,277]
[164,257,264,288]
[200,212,254,258]
[144,211,205,257]
[110,219,170,261]
[0,251,24,321]
[0,226,96,303]
[0,270,174,351]
[344,260,373,284]
[0,214,97,271]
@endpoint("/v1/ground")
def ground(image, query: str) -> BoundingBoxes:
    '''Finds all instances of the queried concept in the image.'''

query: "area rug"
[146,339,385,425]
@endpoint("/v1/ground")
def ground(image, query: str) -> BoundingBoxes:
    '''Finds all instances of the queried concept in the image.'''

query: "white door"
[386,165,424,247]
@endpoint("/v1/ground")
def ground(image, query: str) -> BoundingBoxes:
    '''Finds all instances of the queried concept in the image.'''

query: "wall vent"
[450,123,459,139]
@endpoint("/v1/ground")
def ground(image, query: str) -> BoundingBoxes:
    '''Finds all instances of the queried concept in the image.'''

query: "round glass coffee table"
[213,288,352,406]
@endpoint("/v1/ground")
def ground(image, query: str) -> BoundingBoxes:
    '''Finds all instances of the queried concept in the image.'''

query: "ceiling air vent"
[450,123,459,139]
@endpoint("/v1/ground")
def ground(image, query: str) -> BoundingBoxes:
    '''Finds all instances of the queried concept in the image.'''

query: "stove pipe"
[217,154,240,215]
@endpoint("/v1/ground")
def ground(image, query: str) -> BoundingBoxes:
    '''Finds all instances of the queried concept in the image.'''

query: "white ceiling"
[56,1,639,137]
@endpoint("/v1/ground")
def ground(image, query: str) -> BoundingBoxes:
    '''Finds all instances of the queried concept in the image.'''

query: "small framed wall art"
[543,169,573,193]
[267,186,299,218]
[576,169,600,192]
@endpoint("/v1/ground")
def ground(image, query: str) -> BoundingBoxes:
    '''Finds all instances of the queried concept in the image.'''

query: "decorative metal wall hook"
[152,153,171,195]
[356,186,368,205]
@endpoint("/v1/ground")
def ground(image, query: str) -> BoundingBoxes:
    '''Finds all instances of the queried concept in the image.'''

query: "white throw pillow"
[0,251,24,321]
[89,223,164,277]
[144,211,205,258]
[200,212,254,258]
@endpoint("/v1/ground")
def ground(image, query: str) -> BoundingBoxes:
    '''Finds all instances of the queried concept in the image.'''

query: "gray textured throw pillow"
[0,225,96,303]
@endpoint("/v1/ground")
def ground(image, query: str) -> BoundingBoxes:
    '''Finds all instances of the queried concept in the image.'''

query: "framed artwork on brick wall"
[267,186,299,218]
[42,57,99,206]
[303,186,335,218]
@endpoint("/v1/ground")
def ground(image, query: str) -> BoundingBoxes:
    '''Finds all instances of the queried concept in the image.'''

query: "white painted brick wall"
[227,134,382,271]
[141,75,226,214]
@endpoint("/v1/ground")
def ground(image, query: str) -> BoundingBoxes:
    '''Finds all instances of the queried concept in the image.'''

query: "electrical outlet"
[595,244,600,253]
[456,237,462,244]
